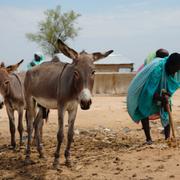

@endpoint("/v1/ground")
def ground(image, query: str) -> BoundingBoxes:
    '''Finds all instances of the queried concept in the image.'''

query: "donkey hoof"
[53,160,60,170]
[32,139,36,146]
[39,153,45,159]
[53,164,61,171]
[20,141,24,147]
[143,140,153,145]
[65,159,72,167]
[8,144,16,150]
[24,157,34,165]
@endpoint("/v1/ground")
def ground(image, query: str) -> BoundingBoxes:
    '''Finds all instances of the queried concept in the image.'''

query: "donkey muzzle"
[80,99,92,110]
[79,88,92,110]
[0,102,4,109]
[0,94,4,109]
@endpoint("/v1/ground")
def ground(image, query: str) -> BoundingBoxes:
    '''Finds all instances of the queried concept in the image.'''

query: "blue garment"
[27,52,45,70]
[127,57,180,127]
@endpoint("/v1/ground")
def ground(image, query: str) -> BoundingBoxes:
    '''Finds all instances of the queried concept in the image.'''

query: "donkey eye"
[4,80,9,85]
[74,71,79,79]
[92,71,95,75]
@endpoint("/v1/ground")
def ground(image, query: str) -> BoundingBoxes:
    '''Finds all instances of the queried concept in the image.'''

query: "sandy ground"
[1,91,180,180]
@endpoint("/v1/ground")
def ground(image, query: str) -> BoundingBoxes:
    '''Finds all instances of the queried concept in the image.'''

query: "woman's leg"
[164,124,170,140]
[141,117,152,144]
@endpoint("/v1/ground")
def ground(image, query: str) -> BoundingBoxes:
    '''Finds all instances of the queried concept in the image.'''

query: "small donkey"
[0,61,49,149]
[24,39,113,168]
[0,60,25,148]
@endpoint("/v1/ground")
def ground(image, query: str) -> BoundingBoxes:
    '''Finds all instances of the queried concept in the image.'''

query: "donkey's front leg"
[53,106,65,169]
[65,106,78,166]
[6,107,16,148]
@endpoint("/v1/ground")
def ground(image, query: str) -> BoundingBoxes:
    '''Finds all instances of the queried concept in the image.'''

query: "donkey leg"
[26,98,36,160]
[33,105,45,143]
[53,106,65,168]
[38,118,45,158]
[32,107,41,145]
[65,107,78,166]
[6,108,16,148]
[40,120,44,143]
[38,105,47,142]
[34,108,44,158]
[25,110,28,131]
[18,108,24,146]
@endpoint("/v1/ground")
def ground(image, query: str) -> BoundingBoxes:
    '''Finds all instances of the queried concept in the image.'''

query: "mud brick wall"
[93,72,136,96]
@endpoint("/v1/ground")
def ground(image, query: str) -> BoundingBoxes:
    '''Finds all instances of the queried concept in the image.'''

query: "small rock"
[122,127,131,133]
[169,175,175,178]
[104,128,111,132]
[158,165,164,169]
[79,129,90,135]
[92,173,98,176]
[92,138,98,142]
[102,139,111,144]
[76,175,83,178]
[132,173,137,177]
[157,127,164,131]
[75,165,83,171]
[74,129,80,135]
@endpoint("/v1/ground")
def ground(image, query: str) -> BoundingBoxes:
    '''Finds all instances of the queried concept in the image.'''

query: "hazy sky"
[0,0,180,70]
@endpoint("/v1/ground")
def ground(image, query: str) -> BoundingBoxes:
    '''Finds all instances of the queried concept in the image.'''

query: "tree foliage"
[26,5,81,56]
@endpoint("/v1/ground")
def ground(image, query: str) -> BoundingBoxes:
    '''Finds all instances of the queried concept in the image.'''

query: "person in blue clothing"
[27,52,45,69]
[127,53,180,144]
[137,48,169,72]
[144,48,169,66]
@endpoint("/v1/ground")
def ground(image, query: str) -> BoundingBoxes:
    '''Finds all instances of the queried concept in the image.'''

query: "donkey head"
[0,60,23,108]
[57,39,113,110]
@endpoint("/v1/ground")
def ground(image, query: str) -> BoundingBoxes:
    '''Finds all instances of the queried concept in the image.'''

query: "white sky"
[0,0,180,70]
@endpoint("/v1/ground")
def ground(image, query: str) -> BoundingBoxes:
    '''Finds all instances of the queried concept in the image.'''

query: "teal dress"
[27,54,45,70]
[127,57,180,127]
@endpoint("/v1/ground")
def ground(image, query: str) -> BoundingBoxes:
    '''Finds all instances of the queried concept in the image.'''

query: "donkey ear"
[6,59,24,73]
[0,62,5,68]
[92,50,114,62]
[57,39,78,60]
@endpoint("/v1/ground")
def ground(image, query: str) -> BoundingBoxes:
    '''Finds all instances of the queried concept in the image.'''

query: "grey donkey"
[24,39,113,168]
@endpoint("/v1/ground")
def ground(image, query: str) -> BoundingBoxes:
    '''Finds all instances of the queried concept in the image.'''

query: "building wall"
[95,65,119,72]
[95,64,134,72]
[93,72,136,95]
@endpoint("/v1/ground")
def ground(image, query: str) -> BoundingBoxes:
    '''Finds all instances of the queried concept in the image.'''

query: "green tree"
[26,5,81,56]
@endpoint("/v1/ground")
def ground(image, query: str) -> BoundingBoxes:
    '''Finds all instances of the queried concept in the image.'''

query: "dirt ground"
[1,91,180,180]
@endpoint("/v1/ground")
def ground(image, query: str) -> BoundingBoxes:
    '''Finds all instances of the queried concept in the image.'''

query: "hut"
[94,54,134,72]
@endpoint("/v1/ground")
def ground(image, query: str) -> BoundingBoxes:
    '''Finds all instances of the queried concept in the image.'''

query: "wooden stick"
[165,96,176,138]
